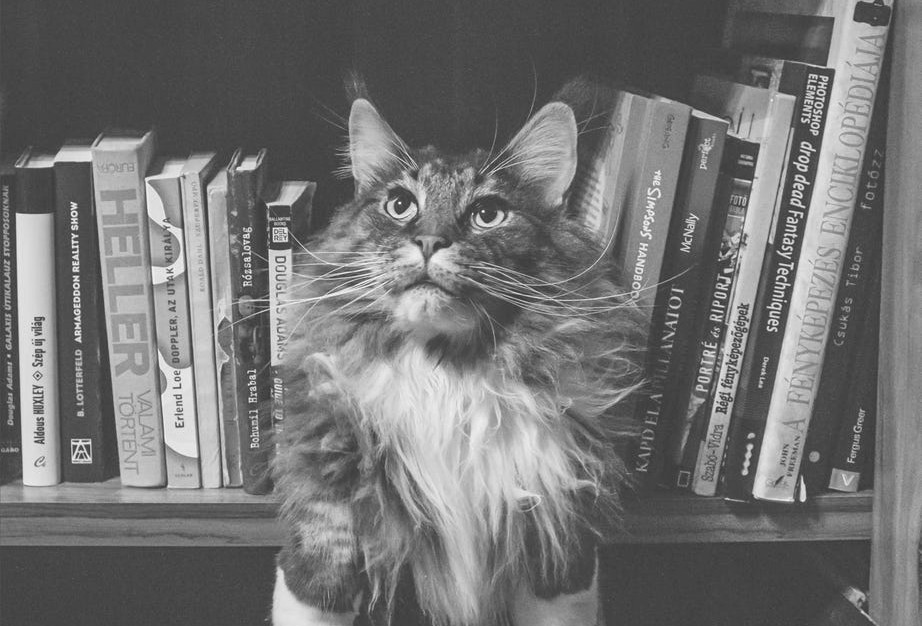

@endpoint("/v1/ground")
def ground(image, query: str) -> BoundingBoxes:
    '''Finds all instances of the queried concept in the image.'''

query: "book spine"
[0,167,21,482]
[752,17,892,502]
[55,159,117,482]
[268,204,293,440]
[802,98,886,496]
[658,116,730,488]
[680,138,758,495]
[92,140,167,487]
[828,268,880,493]
[16,164,61,486]
[722,65,834,501]
[690,95,796,498]
[208,177,243,487]
[227,156,273,494]
[181,167,223,487]
[147,173,202,488]
[626,100,693,482]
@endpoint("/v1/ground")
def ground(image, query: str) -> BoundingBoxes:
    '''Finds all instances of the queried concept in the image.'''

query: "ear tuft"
[348,99,414,193]
[495,102,578,207]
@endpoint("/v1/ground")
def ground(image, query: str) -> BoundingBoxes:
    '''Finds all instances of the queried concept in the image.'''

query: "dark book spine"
[227,152,273,494]
[268,203,292,441]
[0,165,21,482]
[802,95,886,496]
[653,115,729,487]
[672,137,758,493]
[827,269,880,493]
[722,66,834,502]
[55,158,117,482]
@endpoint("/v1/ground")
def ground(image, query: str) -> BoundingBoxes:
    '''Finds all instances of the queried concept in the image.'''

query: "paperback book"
[0,159,21,482]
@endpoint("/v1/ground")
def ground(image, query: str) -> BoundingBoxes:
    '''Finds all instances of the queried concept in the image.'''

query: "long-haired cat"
[272,88,644,626]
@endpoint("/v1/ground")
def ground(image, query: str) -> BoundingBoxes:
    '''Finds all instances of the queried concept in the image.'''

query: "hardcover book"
[180,151,223,488]
[616,93,692,481]
[207,168,242,488]
[745,0,893,503]
[720,61,835,502]
[803,80,887,496]
[226,149,273,495]
[54,141,118,482]
[267,180,316,441]
[92,129,166,487]
[146,157,202,488]
[686,76,797,496]
[0,159,21,483]
[15,149,61,486]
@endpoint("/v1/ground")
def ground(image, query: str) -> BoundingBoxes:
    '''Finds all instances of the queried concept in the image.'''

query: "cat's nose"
[413,235,451,260]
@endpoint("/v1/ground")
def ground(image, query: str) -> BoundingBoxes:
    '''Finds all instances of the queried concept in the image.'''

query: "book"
[15,148,61,486]
[616,93,692,481]
[748,0,893,503]
[686,76,797,496]
[802,82,887,496]
[827,269,879,493]
[674,137,759,494]
[146,157,202,488]
[645,111,730,488]
[266,181,316,442]
[720,62,835,502]
[180,151,223,488]
[207,168,243,488]
[92,129,166,487]
[0,159,22,483]
[226,149,273,495]
[54,141,118,482]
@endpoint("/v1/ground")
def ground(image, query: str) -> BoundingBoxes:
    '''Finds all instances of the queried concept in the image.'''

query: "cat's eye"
[384,189,419,221]
[470,201,508,229]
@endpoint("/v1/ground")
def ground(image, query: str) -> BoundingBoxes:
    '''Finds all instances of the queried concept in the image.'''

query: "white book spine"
[16,213,60,486]
[181,163,223,487]
[753,3,892,502]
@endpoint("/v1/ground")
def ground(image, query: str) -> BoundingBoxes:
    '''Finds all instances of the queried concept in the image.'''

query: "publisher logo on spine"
[71,439,93,464]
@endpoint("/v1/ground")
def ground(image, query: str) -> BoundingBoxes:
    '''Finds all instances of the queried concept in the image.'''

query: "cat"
[271,86,645,626]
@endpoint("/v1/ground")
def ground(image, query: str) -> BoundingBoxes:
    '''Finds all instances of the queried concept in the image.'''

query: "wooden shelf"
[0,479,872,547]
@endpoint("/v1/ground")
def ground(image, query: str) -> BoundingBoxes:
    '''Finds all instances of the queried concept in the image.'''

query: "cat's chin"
[390,284,477,338]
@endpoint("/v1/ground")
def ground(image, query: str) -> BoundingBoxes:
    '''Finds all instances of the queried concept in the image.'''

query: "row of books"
[569,0,892,502]
[1,133,314,494]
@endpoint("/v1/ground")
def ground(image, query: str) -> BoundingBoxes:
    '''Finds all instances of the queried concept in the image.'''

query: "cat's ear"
[348,98,413,193]
[498,102,578,207]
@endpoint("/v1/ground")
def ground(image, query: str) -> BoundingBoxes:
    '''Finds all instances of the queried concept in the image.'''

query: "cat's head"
[291,95,637,366]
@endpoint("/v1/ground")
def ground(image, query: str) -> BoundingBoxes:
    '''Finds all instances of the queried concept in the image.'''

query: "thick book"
[643,111,730,488]
[686,77,797,496]
[616,94,692,481]
[207,168,242,488]
[827,269,879,493]
[146,157,202,488]
[720,62,835,502]
[15,149,61,486]
[747,0,893,503]
[267,181,316,442]
[675,137,759,494]
[92,129,166,487]
[226,149,273,495]
[54,141,118,482]
[0,159,22,483]
[181,151,223,488]
[803,81,887,497]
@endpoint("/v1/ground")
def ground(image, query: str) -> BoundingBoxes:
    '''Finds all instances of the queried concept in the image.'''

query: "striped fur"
[272,97,644,626]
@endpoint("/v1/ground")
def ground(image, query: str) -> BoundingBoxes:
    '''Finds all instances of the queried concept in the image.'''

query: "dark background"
[0,1,871,625]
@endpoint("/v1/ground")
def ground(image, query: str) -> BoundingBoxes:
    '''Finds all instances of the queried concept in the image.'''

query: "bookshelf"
[0,0,919,624]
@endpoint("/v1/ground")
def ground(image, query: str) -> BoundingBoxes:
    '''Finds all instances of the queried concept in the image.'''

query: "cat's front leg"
[273,502,360,626]
[511,547,601,626]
